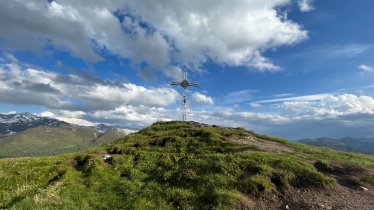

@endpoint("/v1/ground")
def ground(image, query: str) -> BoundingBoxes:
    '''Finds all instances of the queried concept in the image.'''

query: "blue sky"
[1,0,374,139]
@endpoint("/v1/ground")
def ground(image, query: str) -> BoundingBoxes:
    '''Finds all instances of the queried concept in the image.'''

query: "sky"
[1,0,374,139]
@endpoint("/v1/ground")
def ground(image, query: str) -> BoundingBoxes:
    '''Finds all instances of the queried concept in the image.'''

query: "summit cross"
[170,70,199,121]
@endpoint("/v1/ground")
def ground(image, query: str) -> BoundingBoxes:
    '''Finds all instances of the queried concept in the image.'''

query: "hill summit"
[0,121,373,209]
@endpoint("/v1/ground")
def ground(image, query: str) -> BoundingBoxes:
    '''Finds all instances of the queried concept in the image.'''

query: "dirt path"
[232,136,294,153]
[281,184,374,210]
[232,162,374,210]
[233,184,373,210]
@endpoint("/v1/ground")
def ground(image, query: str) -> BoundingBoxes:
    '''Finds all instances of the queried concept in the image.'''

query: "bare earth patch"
[232,163,374,210]
[232,136,294,153]
[233,185,374,210]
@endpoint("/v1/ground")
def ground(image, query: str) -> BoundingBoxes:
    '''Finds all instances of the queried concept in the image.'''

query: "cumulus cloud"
[91,105,173,126]
[358,64,374,72]
[0,0,308,74]
[214,93,374,139]
[0,0,169,69]
[254,93,374,118]
[40,111,96,126]
[191,92,214,105]
[163,66,184,80]
[27,89,374,138]
[3,55,374,138]
[127,0,307,71]
[279,94,374,118]
[73,91,374,139]
[0,60,179,112]
[297,0,314,12]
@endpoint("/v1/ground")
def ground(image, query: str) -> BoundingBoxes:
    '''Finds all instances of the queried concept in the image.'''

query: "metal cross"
[170,70,199,121]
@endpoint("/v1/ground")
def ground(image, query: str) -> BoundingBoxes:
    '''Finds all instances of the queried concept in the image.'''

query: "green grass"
[361,175,374,184]
[0,125,126,158]
[0,121,373,209]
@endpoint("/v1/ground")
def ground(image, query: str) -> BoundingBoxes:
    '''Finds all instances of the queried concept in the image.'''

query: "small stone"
[359,186,368,191]
[285,205,290,209]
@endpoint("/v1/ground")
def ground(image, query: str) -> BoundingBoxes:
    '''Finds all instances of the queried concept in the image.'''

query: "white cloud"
[80,83,178,110]
[280,94,374,118]
[163,66,184,81]
[0,0,170,70]
[91,105,174,127]
[221,90,255,105]
[40,111,96,126]
[4,56,374,138]
[0,111,17,115]
[272,93,294,98]
[255,93,331,104]
[0,0,308,73]
[254,93,374,119]
[297,0,314,12]
[192,92,214,105]
[127,0,307,71]
[0,60,179,111]
[39,111,55,118]
[294,44,374,62]
[37,92,374,139]
[358,64,374,72]
[250,103,262,108]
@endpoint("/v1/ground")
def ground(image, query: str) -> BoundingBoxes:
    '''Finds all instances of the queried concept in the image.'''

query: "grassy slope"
[0,125,106,157]
[299,138,374,154]
[97,129,129,145]
[0,121,373,209]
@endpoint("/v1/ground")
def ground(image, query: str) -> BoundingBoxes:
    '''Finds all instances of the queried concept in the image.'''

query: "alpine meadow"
[1,0,374,209]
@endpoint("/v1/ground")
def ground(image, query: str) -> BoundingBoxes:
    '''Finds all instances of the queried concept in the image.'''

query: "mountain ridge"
[1,121,373,209]
[0,112,136,136]
[0,113,136,157]
[299,137,374,154]
[0,112,66,137]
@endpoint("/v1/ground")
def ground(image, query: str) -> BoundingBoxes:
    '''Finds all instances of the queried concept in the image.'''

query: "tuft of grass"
[361,175,374,184]
[74,154,102,176]
[240,175,273,195]
[314,160,335,174]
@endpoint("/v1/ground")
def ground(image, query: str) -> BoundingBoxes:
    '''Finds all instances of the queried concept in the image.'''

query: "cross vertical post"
[170,70,199,121]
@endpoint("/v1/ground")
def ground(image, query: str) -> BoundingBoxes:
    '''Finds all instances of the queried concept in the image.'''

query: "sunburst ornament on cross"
[170,70,199,121]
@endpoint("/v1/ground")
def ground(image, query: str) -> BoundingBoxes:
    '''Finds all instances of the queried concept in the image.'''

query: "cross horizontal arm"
[188,83,199,87]
[170,82,180,86]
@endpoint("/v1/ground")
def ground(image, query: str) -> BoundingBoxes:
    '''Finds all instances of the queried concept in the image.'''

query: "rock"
[359,186,368,191]
[285,204,290,209]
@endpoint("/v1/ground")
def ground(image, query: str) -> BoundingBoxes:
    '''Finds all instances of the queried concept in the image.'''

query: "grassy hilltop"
[1,121,373,209]
[0,124,131,158]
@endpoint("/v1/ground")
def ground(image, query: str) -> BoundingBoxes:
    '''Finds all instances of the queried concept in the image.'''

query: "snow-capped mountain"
[0,113,138,157]
[0,112,137,138]
[95,124,137,135]
[0,112,65,136]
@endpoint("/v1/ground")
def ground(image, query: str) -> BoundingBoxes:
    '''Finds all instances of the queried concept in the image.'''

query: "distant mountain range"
[0,112,136,157]
[0,112,65,137]
[3,113,373,157]
[299,137,374,155]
